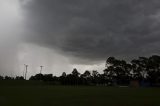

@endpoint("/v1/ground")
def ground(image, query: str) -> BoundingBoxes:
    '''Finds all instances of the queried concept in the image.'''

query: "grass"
[0,81,160,106]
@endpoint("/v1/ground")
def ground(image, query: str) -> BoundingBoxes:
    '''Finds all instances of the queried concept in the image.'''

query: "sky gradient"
[0,0,160,78]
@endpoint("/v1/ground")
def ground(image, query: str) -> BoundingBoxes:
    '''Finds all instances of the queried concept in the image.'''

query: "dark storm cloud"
[21,0,160,61]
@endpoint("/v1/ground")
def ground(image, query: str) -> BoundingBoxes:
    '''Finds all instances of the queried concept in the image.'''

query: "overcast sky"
[0,0,160,78]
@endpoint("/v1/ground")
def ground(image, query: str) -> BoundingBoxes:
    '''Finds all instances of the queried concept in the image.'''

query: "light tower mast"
[24,64,28,80]
[40,66,44,74]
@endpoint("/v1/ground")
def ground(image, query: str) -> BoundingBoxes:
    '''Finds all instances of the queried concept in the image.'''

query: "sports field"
[0,81,159,106]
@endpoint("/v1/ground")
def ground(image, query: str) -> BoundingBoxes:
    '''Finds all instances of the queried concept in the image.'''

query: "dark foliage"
[0,75,3,80]
[15,76,24,80]
[1,55,160,87]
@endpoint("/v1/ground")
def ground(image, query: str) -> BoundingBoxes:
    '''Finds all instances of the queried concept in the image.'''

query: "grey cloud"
[21,0,160,62]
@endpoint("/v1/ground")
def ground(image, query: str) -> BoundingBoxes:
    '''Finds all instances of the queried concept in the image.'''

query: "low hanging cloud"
[21,0,160,62]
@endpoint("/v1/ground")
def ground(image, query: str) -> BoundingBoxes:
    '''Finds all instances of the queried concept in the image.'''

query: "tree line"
[0,55,160,87]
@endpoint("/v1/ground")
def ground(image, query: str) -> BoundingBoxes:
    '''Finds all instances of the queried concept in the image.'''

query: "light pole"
[40,66,44,74]
[24,64,28,80]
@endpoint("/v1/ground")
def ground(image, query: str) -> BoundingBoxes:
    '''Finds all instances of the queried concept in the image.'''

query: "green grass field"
[0,81,160,106]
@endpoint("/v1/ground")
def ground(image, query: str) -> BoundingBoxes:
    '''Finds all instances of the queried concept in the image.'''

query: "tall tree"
[72,68,80,77]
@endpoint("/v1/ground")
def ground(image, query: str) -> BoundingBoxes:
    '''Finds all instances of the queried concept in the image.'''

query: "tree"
[4,76,14,80]
[65,68,81,85]
[15,76,24,80]
[72,68,80,77]
[80,70,91,85]
[147,55,160,85]
[60,72,67,85]
[103,66,115,85]
[106,57,116,66]
[0,75,3,80]
[131,57,149,80]
[92,70,99,78]
[105,57,131,85]
[91,70,100,85]
[81,70,91,78]
[29,74,44,80]
[62,72,67,77]
[43,74,53,81]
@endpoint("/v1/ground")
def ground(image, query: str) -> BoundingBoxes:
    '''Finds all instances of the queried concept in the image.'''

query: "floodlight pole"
[40,66,44,74]
[24,64,28,80]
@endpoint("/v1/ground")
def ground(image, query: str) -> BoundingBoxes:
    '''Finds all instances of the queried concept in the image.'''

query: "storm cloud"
[21,0,160,62]
[1,0,160,77]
